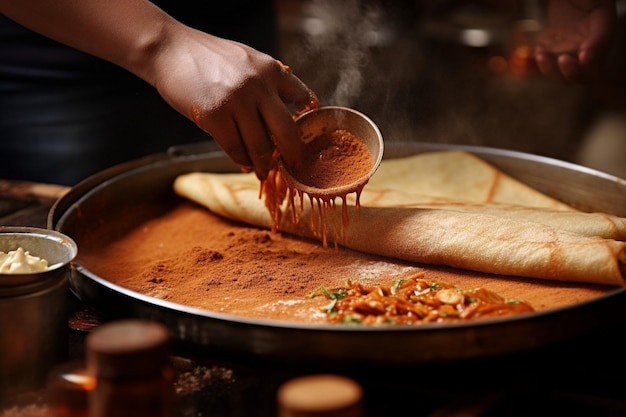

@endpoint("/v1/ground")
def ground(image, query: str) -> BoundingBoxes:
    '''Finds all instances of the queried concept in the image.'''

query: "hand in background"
[534,0,617,83]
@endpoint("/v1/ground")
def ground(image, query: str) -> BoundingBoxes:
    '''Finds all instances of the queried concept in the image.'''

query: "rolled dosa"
[173,171,626,286]
[354,187,626,241]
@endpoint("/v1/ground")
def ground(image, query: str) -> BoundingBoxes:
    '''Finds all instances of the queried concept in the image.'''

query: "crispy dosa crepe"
[353,188,626,241]
[173,151,626,286]
[173,171,626,286]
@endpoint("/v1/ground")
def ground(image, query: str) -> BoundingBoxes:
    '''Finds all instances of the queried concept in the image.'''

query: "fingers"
[534,49,561,81]
[558,53,587,83]
[200,108,276,180]
[236,107,276,180]
[191,59,317,180]
[276,61,320,116]
[197,109,254,172]
[259,94,306,171]
[534,48,588,84]
[269,63,321,169]
[243,61,318,177]
[241,61,318,176]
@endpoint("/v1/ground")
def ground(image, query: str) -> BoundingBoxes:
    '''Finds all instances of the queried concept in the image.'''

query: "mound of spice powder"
[292,129,373,189]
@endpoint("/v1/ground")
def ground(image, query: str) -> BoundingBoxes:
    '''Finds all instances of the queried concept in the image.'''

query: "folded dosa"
[366,150,575,210]
[173,171,626,286]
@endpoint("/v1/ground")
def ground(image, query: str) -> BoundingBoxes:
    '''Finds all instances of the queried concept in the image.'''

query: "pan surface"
[49,142,626,366]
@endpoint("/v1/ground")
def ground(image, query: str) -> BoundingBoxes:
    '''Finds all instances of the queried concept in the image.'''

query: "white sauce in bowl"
[0,247,59,273]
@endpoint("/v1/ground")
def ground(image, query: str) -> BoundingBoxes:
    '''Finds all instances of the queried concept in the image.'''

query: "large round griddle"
[49,142,626,366]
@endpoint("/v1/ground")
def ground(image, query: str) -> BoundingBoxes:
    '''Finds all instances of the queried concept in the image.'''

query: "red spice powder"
[77,203,607,324]
[78,202,422,323]
[292,129,373,189]
[261,129,374,247]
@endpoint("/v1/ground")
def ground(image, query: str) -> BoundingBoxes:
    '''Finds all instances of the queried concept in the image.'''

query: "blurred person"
[0,0,317,185]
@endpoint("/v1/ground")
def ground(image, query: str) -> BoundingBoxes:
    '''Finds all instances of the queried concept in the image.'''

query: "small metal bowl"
[282,106,384,198]
[0,226,78,400]
[0,226,77,285]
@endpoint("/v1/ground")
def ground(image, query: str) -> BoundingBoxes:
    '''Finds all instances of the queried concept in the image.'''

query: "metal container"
[0,227,78,402]
[282,106,384,197]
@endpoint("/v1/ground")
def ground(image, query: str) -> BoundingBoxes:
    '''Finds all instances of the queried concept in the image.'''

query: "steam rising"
[288,0,389,107]
[283,1,587,162]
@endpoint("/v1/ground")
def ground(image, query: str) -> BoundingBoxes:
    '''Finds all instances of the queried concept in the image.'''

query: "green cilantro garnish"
[308,285,349,314]
[341,315,363,324]
[307,285,347,300]
[391,279,404,295]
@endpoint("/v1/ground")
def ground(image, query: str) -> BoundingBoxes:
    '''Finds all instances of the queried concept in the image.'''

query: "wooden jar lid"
[86,319,170,379]
[277,374,363,417]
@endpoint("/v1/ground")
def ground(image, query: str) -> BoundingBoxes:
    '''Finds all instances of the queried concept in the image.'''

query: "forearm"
[1,0,318,181]
[0,0,174,85]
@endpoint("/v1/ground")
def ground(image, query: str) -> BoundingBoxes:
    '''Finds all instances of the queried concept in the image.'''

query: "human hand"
[534,0,617,83]
[149,26,318,180]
